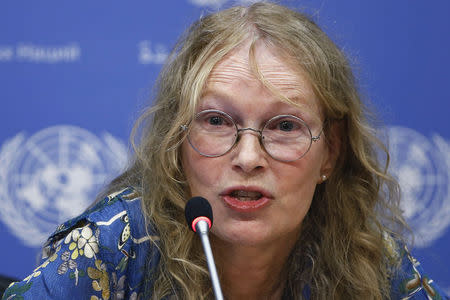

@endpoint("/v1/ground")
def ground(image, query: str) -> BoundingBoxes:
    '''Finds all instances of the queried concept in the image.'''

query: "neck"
[212,237,296,300]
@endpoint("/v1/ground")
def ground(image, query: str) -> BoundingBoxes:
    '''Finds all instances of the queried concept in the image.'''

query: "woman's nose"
[231,130,267,173]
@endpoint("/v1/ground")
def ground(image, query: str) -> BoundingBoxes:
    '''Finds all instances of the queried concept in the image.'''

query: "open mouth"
[229,190,263,201]
[221,186,271,211]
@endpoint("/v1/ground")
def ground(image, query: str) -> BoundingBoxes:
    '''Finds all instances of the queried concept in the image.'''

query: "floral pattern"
[111,272,126,300]
[1,188,150,300]
[23,244,61,282]
[64,225,100,260]
[398,246,444,300]
[88,259,110,300]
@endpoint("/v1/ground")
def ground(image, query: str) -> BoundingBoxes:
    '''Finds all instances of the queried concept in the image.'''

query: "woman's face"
[182,41,334,248]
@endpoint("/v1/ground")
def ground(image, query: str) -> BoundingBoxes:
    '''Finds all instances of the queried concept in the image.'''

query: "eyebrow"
[201,87,312,105]
[199,90,321,123]
[198,90,233,111]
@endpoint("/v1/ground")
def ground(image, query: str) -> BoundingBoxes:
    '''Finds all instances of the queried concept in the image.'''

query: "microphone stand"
[195,220,224,300]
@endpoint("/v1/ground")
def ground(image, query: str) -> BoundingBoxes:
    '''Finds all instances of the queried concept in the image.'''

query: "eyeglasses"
[181,109,323,162]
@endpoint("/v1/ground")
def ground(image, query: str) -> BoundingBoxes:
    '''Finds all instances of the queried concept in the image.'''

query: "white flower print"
[57,251,78,275]
[77,226,99,258]
[64,225,99,259]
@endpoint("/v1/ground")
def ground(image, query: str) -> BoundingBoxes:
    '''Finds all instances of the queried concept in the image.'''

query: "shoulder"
[49,187,162,286]
[44,187,157,261]
[384,234,448,300]
[3,188,161,300]
[49,187,145,243]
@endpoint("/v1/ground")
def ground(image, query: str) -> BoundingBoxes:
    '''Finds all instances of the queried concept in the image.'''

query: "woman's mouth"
[220,186,272,212]
[229,190,263,201]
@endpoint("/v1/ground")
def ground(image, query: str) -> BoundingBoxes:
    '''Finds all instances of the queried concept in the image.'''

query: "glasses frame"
[181,109,323,162]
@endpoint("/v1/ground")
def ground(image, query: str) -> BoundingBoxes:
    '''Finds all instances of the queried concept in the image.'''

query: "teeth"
[230,190,263,201]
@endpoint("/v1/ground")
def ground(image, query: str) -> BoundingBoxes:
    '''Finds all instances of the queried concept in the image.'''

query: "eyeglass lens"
[187,110,313,161]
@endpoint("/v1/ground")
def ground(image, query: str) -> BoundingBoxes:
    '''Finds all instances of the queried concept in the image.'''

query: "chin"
[211,221,280,247]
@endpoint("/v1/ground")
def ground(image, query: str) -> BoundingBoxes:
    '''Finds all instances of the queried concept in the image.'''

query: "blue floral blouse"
[2,188,448,299]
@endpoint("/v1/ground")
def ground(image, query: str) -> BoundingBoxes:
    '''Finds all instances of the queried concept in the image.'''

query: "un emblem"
[0,126,128,247]
[388,126,450,247]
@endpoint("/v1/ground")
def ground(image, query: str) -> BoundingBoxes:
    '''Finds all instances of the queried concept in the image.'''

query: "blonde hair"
[105,2,407,299]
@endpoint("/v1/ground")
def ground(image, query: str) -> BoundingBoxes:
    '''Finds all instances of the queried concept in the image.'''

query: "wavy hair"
[104,2,407,299]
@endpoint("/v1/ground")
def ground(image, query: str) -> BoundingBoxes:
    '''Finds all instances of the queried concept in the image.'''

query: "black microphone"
[185,196,213,232]
[185,197,224,300]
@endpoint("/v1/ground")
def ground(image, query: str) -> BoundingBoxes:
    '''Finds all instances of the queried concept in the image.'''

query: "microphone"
[185,197,224,300]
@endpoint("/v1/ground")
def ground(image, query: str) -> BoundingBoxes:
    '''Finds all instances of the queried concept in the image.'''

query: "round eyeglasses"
[181,109,323,162]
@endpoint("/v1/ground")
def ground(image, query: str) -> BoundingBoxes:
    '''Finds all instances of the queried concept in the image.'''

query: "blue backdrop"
[1,0,449,294]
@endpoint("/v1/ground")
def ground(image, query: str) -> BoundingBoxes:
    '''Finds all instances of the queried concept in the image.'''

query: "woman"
[3,2,447,300]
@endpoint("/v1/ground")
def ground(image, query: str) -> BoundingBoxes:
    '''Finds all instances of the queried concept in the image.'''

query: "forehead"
[204,40,320,113]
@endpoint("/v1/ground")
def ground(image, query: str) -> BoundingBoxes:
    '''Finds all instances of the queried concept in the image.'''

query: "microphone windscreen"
[185,196,213,230]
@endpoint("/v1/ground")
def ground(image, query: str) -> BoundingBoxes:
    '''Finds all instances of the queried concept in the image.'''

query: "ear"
[318,120,342,183]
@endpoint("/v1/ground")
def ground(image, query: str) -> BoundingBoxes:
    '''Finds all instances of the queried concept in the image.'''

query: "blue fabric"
[2,188,161,300]
[388,243,449,300]
[2,188,448,299]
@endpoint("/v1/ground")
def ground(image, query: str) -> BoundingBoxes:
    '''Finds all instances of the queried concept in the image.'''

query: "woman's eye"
[275,119,302,132]
[278,120,295,131]
[265,116,309,137]
[208,116,224,126]
[197,112,233,128]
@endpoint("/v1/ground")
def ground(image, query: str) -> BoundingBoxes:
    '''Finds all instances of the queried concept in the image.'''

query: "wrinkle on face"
[204,40,323,128]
